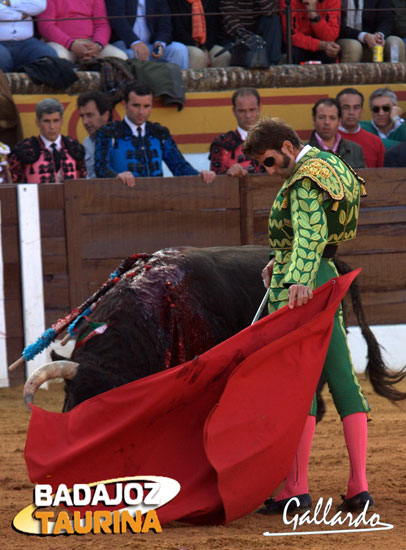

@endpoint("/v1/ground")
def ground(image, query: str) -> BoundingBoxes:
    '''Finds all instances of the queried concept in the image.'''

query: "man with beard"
[242,117,373,515]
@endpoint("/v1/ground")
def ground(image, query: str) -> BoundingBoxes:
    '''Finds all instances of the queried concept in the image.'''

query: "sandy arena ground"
[1,377,405,549]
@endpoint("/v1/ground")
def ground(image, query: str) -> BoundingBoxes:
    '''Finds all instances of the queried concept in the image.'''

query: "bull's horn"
[23,360,79,411]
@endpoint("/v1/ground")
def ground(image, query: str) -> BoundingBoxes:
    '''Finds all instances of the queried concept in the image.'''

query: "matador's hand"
[261,258,274,289]
[288,284,313,309]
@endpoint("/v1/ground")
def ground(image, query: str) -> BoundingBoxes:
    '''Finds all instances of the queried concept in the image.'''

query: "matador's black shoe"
[338,491,375,512]
[257,493,312,515]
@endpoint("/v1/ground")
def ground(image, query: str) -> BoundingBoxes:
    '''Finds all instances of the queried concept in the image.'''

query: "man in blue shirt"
[95,82,215,186]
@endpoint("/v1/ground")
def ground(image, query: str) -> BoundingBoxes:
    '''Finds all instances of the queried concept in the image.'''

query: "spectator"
[0,142,11,183]
[77,91,113,178]
[95,82,216,186]
[308,98,366,169]
[360,87,406,150]
[0,0,57,73]
[279,0,341,64]
[0,70,23,148]
[209,87,264,175]
[37,0,127,63]
[9,98,86,183]
[336,87,385,167]
[105,0,189,69]
[337,0,405,62]
[392,0,406,40]
[220,0,282,66]
[168,0,231,68]
[384,141,406,166]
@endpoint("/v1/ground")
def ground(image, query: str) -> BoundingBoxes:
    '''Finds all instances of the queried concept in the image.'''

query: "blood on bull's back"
[25,245,406,414]
[61,246,269,410]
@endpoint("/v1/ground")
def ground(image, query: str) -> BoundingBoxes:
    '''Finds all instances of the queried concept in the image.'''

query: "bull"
[24,245,406,412]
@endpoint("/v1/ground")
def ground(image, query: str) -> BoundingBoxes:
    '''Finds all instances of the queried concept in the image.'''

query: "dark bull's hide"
[57,244,405,412]
[62,245,269,411]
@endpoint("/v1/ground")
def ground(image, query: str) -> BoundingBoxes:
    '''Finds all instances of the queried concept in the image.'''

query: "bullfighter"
[243,117,373,514]
[9,98,86,184]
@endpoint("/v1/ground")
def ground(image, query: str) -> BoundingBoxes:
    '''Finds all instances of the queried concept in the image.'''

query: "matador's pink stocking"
[343,412,368,498]
[276,415,316,500]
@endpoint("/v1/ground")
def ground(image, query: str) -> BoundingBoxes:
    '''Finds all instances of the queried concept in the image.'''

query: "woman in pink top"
[37,0,127,62]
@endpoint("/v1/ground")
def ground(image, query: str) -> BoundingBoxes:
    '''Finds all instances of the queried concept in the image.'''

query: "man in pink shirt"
[37,0,127,63]
[337,87,385,168]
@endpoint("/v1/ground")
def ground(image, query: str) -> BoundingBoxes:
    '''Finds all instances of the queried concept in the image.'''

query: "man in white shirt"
[9,98,86,183]
[0,0,57,72]
[95,82,215,186]
[209,87,264,176]
[105,0,189,69]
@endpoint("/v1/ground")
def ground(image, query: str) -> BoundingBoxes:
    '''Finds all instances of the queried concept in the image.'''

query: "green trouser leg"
[309,259,370,419]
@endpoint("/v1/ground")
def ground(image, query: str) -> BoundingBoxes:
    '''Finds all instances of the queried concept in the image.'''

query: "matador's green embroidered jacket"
[268,147,365,310]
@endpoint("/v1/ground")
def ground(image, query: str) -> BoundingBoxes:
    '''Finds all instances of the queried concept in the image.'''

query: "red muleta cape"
[25,270,360,525]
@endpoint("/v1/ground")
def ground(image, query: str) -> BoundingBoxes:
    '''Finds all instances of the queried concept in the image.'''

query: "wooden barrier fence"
[2,169,406,385]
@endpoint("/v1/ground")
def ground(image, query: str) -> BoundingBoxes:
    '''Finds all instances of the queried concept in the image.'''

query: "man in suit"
[105,0,189,69]
[209,87,263,176]
[9,98,86,183]
[308,98,366,169]
[337,0,405,62]
[95,82,215,186]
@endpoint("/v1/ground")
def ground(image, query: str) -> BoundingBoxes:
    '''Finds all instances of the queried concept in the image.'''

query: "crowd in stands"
[1,2,406,181]
[0,0,406,73]
[2,83,405,185]
[208,85,406,172]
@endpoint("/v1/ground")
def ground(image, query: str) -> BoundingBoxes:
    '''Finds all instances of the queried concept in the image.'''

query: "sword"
[251,287,271,325]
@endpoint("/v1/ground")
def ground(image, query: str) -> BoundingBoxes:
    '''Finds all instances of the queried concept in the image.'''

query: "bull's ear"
[51,349,70,362]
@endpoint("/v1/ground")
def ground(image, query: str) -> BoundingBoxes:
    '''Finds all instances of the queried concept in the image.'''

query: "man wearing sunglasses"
[360,87,406,150]
[243,118,373,515]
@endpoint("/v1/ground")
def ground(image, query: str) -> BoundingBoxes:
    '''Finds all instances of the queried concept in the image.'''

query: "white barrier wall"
[0,205,9,387]
[17,184,50,383]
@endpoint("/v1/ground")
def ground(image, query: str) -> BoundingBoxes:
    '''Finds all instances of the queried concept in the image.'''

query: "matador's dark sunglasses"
[262,156,276,167]
[372,105,391,113]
